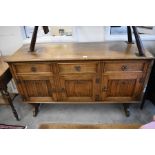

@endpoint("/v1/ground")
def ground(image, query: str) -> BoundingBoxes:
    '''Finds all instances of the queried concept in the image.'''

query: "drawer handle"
[31,67,37,72]
[74,66,81,72]
[121,65,128,71]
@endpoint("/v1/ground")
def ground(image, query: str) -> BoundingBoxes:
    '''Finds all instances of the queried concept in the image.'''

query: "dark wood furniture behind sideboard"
[0,57,19,121]
[140,41,155,108]
[6,42,154,117]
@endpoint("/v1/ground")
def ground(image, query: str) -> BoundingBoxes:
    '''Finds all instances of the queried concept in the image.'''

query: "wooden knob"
[121,65,128,71]
[31,67,37,72]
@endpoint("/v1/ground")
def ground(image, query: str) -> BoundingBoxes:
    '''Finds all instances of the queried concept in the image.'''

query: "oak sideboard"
[6,41,154,116]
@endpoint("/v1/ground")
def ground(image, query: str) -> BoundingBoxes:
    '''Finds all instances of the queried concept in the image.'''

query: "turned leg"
[132,26,145,56]
[8,97,20,121]
[123,104,130,117]
[127,26,133,44]
[32,103,41,117]
[1,90,20,121]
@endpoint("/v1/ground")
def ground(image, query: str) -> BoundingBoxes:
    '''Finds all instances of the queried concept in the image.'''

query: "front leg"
[123,103,130,117]
[32,103,41,117]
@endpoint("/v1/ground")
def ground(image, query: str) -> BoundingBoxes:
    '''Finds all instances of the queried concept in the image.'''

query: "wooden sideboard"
[6,41,154,116]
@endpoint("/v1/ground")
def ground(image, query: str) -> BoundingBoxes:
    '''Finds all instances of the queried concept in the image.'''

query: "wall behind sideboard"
[0,26,106,55]
[1,26,155,56]
[73,26,105,42]
[0,26,23,56]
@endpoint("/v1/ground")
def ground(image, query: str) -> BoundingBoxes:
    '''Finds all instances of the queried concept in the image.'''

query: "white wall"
[73,26,105,42]
[0,26,106,55]
[0,26,23,55]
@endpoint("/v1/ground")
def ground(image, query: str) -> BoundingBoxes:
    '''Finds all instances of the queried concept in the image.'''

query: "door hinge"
[96,78,100,84]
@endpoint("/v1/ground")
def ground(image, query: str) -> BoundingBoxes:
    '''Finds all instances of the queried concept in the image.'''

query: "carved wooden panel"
[17,75,56,102]
[101,73,144,101]
[23,80,51,97]
[65,80,92,97]
[58,74,99,102]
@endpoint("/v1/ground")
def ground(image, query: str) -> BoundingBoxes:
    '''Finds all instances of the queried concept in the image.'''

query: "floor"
[0,95,155,129]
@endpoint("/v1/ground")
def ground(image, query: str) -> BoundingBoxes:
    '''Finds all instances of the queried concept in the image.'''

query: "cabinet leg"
[8,99,20,121]
[123,104,130,117]
[32,103,41,117]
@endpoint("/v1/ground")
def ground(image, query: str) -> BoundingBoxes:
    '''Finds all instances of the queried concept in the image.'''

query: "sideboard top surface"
[6,41,154,62]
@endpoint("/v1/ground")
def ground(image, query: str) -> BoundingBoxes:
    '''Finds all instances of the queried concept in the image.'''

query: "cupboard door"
[58,74,100,102]
[17,75,57,102]
[101,73,144,102]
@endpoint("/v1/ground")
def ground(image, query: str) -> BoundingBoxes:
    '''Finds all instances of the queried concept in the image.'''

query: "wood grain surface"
[6,42,154,62]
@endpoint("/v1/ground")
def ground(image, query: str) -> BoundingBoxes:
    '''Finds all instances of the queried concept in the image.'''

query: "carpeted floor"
[0,95,155,129]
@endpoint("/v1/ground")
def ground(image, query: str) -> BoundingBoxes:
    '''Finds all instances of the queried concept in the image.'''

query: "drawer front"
[104,61,147,73]
[57,62,99,74]
[13,63,52,74]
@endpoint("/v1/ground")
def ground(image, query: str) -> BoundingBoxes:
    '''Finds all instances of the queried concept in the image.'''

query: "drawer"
[13,63,52,74]
[104,61,146,73]
[58,62,99,74]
